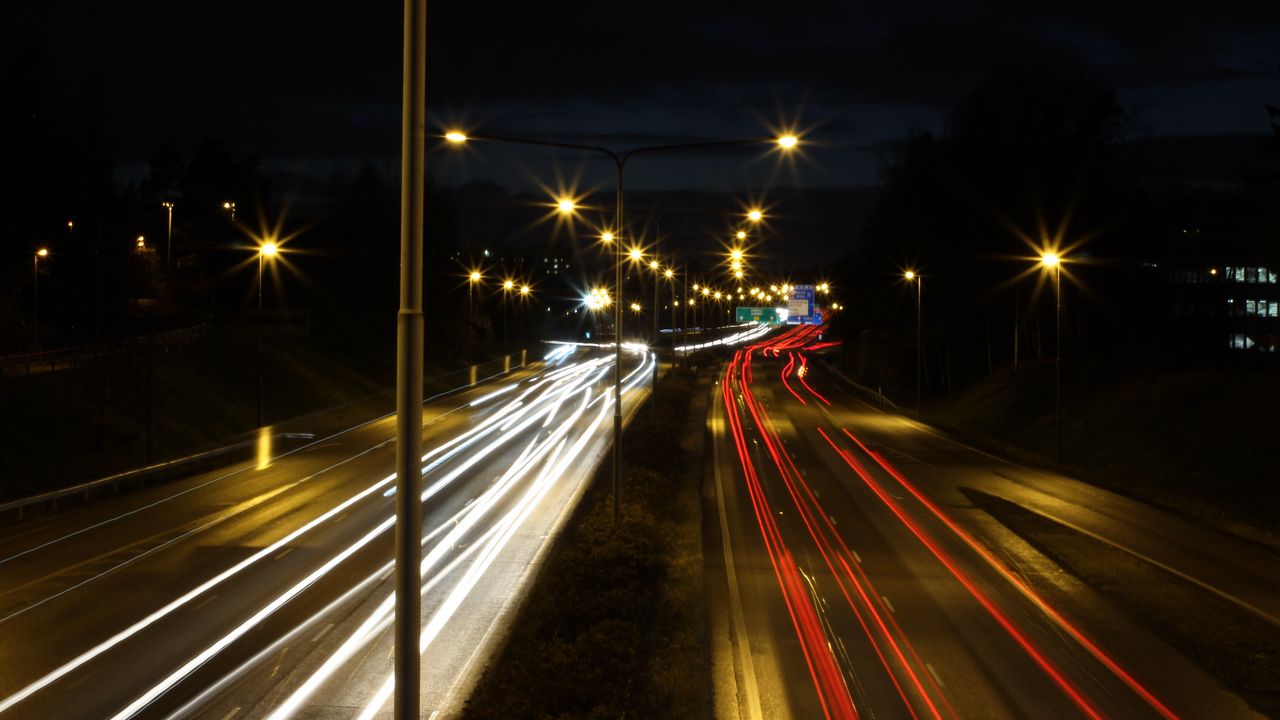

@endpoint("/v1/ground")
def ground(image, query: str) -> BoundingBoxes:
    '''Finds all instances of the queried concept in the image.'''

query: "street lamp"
[519,284,531,344]
[502,279,515,352]
[468,270,482,366]
[32,249,48,350]
[445,129,797,524]
[747,208,764,223]
[1039,251,1063,462]
[257,240,279,428]
[904,270,921,414]
[162,201,175,269]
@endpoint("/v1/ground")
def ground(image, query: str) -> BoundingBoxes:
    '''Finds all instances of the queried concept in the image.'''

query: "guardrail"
[815,359,900,410]
[0,346,538,522]
[0,323,208,376]
[0,432,315,520]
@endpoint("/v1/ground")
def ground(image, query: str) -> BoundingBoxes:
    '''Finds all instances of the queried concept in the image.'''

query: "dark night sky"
[11,2,1280,196]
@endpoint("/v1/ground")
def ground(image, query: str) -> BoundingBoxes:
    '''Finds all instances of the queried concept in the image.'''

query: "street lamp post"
[468,271,481,366]
[257,241,278,428]
[1040,252,1063,462]
[446,131,796,524]
[905,271,921,413]
[394,2,426,717]
[33,249,48,351]
[162,201,175,270]
[502,279,514,353]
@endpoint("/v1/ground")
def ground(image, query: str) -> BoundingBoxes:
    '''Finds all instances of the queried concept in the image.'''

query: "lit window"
[1260,267,1269,281]
[1270,270,1278,284]
[1271,302,1279,318]
[1247,300,1257,316]
[1236,267,1245,282]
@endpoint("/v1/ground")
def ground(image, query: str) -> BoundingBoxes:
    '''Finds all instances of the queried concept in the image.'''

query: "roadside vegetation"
[464,364,712,720]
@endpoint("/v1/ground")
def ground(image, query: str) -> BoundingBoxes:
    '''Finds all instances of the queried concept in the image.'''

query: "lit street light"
[445,128,798,524]
[502,279,515,351]
[257,240,279,428]
[223,201,236,223]
[1039,251,1063,462]
[468,270,482,366]
[162,201,175,269]
[904,270,921,414]
[747,208,764,222]
[32,248,48,350]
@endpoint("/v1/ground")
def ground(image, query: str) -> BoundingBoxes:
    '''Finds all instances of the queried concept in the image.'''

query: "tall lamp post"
[162,201,175,270]
[394,2,426,717]
[257,241,278,428]
[445,130,798,524]
[501,279,515,353]
[468,271,481,366]
[904,270,921,413]
[1039,252,1063,462]
[33,248,48,350]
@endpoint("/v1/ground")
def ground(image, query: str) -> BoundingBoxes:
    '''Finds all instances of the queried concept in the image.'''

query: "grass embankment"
[965,489,1280,716]
[464,366,711,720]
[926,360,1280,544]
[1,324,401,501]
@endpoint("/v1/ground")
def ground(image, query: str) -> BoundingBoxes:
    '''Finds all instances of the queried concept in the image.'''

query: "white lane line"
[711,384,765,720]
[926,662,945,688]
[274,547,293,560]
[312,623,334,644]
[219,708,241,720]
[828,515,838,527]
[881,595,895,614]
[852,550,862,563]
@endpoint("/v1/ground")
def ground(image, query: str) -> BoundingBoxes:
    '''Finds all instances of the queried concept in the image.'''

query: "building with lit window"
[1164,227,1279,354]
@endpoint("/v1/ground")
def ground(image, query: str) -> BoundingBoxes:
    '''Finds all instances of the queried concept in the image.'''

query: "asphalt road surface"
[0,344,655,719]
[706,323,1274,720]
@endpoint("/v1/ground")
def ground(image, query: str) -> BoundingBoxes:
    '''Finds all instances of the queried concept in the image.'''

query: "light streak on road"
[817,427,1105,720]
[1,347,651,717]
[838,428,1182,720]
[727,341,948,719]
[722,348,860,720]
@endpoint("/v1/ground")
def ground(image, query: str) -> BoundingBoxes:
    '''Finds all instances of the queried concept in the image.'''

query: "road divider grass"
[463,366,711,719]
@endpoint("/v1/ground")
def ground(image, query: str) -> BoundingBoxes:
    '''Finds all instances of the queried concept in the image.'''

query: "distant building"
[1165,228,1279,354]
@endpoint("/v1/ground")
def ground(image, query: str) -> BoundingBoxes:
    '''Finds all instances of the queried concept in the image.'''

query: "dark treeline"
[830,66,1280,399]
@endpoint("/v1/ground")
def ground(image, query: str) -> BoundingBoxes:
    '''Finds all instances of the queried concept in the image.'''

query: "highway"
[706,324,1273,719]
[0,344,656,719]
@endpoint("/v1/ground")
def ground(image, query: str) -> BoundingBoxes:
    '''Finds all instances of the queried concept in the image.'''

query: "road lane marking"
[313,623,334,643]
[219,707,242,720]
[926,663,945,688]
[881,595,895,613]
[711,386,765,720]
[852,550,862,563]
[274,547,293,560]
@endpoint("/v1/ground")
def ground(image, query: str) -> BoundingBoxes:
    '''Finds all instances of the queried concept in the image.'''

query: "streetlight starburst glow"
[1040,252,1061,268]
[260,241,278,258]
[776,134,799,150]
[556,198,577,215]
[445,131,468,143]
[747,209,764,222]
